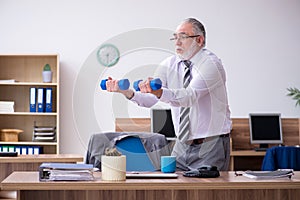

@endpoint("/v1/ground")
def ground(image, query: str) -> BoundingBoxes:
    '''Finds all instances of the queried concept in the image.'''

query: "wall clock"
[97,43,120,67]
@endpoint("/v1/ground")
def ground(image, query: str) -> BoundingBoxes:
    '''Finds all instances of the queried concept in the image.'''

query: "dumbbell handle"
[100,79,130,90]
[133,78,162,91]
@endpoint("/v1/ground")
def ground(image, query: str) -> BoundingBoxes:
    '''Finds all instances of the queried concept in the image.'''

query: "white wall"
[1,0,300,157]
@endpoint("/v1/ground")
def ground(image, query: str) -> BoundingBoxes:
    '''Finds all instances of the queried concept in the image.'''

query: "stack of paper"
[243,169,294,179]
[33,126,56,141]
[39,163,95,181]
[48,169,94,181]
[0,101,14,113]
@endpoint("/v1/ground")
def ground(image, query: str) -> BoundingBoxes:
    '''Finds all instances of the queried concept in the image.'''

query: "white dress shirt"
[131,48,232,140]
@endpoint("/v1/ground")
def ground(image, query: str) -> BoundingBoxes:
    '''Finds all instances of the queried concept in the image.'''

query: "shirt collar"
[175,48,205,66]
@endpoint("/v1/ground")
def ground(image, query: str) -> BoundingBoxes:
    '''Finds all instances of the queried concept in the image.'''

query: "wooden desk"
[230,150,266,171]
[0,154,83,182]
[2,171,300,200]
[0,154,83,199]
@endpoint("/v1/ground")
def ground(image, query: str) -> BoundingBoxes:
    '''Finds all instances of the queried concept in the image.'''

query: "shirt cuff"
[130,91,138,101]
[159,88,173,103]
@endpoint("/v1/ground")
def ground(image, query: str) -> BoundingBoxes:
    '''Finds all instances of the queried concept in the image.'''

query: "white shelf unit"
[0,54,60,154]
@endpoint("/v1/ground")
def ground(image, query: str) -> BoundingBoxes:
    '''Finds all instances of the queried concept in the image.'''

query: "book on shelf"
[0,101,14,113]
[0,79,15,83]
[39,163,95,181]
[0,145,42,155]
[242,169,294,179]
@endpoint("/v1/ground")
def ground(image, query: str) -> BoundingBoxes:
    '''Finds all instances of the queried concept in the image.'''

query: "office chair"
[261,146,300,171]
[115,136,156,171]
[85,132,170,171]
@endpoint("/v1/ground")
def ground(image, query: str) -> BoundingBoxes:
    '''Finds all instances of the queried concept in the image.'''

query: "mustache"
[176,46,183,51]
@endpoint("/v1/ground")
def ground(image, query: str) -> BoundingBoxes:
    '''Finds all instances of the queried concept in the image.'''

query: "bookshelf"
[0,54,59,154]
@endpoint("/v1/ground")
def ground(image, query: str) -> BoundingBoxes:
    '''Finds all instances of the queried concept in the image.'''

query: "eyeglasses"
[170,34,200,41]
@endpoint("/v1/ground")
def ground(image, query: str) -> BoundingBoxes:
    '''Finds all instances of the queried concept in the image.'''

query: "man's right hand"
[105,77,121,92]
[106,77,135,99]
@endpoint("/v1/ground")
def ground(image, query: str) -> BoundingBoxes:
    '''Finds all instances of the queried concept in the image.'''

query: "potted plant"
[287,87,300,107]
[42,64,52,83]
[101,147,126,181]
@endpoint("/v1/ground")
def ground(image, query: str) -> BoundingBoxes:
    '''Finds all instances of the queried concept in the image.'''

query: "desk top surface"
[2,171,300,191]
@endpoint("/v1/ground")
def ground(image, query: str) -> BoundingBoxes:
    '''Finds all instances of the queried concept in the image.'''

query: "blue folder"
[29,87,36,112]
[45,88,52,112]
[37,88,45,112]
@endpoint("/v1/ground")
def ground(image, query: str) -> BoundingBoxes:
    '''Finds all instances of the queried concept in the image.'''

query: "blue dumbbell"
[100,79,130,90]
[133,78,162,91]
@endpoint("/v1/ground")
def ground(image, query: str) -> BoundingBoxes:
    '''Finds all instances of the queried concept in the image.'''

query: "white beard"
[176,40,199,60]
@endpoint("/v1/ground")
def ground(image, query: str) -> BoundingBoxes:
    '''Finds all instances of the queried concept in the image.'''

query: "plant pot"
[101,155,126,181]
[42,71,53,83]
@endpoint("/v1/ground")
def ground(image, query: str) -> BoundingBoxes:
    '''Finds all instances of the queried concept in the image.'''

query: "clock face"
[97,44,120,67]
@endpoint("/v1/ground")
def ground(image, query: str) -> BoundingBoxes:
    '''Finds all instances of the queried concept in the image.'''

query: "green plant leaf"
[43,64,51,71]
[287,87,300,107]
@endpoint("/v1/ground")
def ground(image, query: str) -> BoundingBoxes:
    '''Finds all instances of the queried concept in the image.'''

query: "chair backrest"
[85,132,170,171]
[261,146,300,171]
[115,136,156,171]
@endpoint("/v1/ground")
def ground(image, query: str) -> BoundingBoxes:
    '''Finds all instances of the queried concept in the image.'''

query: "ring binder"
[39,163,95,181]
[37,88,45,112]
[29,87,37,112]
[45,88,52,112]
